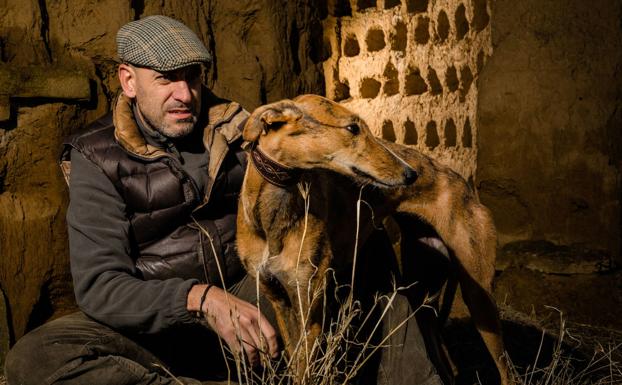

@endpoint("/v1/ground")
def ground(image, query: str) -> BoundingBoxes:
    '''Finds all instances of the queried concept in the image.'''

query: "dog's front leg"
[263,264,329,383]
[258,271,301,356]
[259,269,323,385]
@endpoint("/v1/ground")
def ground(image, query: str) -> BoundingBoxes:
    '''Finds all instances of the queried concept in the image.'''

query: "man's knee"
[4,312,115,385]
[4,327,51,385]
[379,293,430,354]
[380,292,417,319]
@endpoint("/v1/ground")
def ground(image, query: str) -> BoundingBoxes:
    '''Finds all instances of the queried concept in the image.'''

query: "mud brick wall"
[322,0,492,180]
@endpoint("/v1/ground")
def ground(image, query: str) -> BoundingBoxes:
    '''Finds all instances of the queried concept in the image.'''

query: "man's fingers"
[223,333,241,357]
[257,314,279,358]
[228,310,263,366]
[205,291,279,364]
[235,300,279,359]
[245,319,265,356]
[237,312,262,350]
[238,329,259,366]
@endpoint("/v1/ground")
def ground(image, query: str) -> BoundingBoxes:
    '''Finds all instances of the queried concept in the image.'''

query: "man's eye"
[346,124,360,135]
[155,75,171,83]
[187,67,202,81]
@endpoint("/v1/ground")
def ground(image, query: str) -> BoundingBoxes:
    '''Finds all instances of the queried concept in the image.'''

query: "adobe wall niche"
[322,0,492,181]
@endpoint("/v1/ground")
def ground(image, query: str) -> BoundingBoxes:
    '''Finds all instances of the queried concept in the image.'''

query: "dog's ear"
[243,101,302,143]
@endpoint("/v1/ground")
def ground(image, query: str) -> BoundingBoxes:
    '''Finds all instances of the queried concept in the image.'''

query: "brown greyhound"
[236,94,509,385]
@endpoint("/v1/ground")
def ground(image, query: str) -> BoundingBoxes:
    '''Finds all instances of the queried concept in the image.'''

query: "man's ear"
[118,63,137,97]
[243,100,302,143]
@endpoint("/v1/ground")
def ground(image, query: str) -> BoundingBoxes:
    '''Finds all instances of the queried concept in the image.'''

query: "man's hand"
[187,284,278,366]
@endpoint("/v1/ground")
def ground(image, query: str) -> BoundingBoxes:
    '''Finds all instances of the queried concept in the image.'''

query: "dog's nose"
[404,167,418,185]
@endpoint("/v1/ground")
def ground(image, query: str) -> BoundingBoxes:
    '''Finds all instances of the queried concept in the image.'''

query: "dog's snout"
[404,167,418,185]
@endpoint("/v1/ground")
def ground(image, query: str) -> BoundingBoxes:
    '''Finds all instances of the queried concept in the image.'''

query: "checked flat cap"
[117,15,212,72]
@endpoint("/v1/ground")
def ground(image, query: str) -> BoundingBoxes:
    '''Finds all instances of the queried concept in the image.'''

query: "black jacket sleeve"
[67,149,198,334]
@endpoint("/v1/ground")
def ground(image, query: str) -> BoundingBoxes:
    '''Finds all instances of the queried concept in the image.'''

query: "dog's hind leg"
[450,218,509,385]
[458,267,508,385]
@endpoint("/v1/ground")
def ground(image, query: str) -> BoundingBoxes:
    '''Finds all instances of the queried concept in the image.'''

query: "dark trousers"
[4,231,448,385]
[4,275,269,385]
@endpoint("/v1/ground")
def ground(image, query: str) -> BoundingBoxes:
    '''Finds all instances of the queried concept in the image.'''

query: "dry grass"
[1,305,616,385]
[204,274,425,385]
[200,296,622,385]
[504,310,622,385]
[219,305,622,385]
[199,184,621,385]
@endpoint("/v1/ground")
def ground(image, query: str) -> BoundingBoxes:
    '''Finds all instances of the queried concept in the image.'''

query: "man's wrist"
[187,284,210,313]
[198,284,213,314]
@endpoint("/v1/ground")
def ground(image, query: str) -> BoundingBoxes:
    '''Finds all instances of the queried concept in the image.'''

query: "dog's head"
[243,94,417,187]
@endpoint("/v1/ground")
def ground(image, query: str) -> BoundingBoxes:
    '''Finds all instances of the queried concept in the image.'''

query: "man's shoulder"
[67,112,115,146]
[203,89,249,144]
[59,112,118,185]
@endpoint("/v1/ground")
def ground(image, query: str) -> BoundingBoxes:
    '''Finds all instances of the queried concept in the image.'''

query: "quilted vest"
[60,91,249,287]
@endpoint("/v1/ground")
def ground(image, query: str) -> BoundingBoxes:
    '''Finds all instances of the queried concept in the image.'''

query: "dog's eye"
[346,124,360,135]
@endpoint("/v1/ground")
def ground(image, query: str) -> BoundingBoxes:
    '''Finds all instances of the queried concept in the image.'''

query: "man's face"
[119,64,202,138]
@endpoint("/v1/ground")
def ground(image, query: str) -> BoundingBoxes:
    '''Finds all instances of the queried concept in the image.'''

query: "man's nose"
[172,80,193,104]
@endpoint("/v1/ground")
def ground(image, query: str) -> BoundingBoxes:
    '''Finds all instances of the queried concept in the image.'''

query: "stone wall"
[322,0,492,180]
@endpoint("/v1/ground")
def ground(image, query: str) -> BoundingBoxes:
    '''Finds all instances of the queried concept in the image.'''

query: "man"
[4,15,447,385]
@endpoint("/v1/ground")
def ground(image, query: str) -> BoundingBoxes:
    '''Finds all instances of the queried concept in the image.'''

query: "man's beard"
[158,116,196,138]
[138,102,198,139]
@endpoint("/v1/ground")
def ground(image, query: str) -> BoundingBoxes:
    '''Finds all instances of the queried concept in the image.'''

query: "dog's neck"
[248,144,301,188]
[242,144,307,256]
